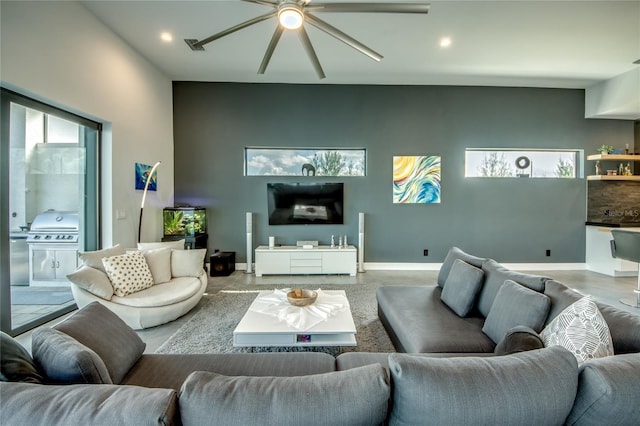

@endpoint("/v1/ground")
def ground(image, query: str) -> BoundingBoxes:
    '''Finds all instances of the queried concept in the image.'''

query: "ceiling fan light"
[279,7,303,30]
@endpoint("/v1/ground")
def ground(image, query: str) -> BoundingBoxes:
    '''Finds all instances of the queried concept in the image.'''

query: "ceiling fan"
[185,0,430,79]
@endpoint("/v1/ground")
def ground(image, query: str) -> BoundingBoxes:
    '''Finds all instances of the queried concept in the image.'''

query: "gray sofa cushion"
[388,346,578,426]
[335,352,493,373]
[440,259,485,317]
[477,259,548,317]
[53,302,145,383]
[31,328,112,384]
[482,280,551,343]
[122,352,337,390]
[545,279,640,354]
[493,325,544,356]
[594,302,640,354]
[565,353,640,426]
[377,286,495,353]
[0,332,44,384]
[437,247,485,288]
[0,382,178,426]
[178,364,390,426]
[543,279,583,323]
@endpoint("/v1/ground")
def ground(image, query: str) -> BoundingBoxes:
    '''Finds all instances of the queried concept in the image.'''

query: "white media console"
[254,245,357,277]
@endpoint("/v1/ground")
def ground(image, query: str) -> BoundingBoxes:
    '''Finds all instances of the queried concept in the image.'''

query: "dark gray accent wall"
[172,83,633,264]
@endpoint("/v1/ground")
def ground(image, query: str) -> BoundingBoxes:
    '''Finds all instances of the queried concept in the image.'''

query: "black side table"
[210,252,236,276]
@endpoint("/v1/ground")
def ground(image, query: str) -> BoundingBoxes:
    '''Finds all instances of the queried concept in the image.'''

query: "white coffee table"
[233,290,357,347]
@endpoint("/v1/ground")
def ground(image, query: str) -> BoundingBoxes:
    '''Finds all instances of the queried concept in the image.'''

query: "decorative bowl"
[287,289,318,307]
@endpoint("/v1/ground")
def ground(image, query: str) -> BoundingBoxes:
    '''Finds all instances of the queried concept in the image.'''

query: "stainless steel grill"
[27,210,79,244]
[27,210,80,286]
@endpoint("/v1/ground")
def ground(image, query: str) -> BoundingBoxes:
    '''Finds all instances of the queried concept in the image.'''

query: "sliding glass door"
[0,88,100,335]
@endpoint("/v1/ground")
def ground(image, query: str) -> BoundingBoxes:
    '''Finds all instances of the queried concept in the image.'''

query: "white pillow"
[171,249,206,278]
[541,296,614,365]
[66,266,114,300]
[140,248,172,284]
[102,252,154,297]
[78,245,126,273]
[137,240,185,251]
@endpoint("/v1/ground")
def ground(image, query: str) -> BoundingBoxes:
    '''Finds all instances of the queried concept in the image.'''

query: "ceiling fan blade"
[191,10,277,49]
[241,0,278,7]
[258,25,285,75]
[306,2,430,14]
[298,26,326,80]
[305,13,382,62]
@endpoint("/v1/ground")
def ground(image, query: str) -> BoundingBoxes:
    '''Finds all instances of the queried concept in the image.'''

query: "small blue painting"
[135,162,158,191]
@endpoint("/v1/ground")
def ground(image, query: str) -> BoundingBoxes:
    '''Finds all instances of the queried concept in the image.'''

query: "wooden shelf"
[586,154,640,161]
[587,175,640,181]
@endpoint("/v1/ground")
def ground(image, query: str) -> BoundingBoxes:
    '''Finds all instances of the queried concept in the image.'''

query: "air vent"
[184,39,205,51]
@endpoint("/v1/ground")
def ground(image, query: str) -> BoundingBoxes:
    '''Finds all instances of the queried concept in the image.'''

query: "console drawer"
[290,266,323,274]
[290,258,322,268]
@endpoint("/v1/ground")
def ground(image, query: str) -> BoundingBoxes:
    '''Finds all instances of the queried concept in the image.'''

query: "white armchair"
[67,243,207,329]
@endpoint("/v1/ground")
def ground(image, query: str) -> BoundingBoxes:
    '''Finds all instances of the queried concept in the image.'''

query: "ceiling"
[81,0,640,89]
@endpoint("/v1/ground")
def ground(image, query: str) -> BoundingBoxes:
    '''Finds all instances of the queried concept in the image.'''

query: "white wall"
[1,1,174,248]
[585,68,640,120]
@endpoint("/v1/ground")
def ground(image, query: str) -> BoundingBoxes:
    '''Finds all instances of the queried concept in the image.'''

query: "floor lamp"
[138,161,161,243]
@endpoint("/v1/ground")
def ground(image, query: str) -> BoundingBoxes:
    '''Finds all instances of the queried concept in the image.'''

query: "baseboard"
[235,262,589,273]
[500,263,587,271]
[364,262,442,271]
[364,262,588,271]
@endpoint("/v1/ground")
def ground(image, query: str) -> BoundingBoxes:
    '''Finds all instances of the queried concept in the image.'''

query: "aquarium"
[163,207,207,237]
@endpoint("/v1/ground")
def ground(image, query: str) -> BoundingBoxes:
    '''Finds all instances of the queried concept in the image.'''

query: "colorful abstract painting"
[135,162,158,191]
[393,156,441,204]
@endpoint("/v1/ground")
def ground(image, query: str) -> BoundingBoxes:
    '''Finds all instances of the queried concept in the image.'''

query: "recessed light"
[439,37,452,48]
[160,32,173,42]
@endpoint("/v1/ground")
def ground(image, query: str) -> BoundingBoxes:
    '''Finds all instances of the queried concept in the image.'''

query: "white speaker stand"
[245,212,253,274]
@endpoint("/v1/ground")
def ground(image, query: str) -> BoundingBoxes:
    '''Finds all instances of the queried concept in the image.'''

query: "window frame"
[464,148,583,179]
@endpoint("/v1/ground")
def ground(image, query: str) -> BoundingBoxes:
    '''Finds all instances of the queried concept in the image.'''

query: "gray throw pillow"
[477,259,548,317]
[494,325,544,356]
[31,328,112,384]
[179,364,390,426]
[1,382,179,426]
[388,346,578,426]
[437,247,485,288]
[482,280,551,344]
[53,302,145,384]
[440,259,485,317]
[0,332,44,384]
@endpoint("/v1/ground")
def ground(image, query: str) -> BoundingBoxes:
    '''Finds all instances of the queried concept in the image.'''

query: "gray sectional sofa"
[2,247,640,425]
[376,247,640,357]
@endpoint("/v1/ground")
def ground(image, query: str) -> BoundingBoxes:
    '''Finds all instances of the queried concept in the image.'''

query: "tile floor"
[10,286,75,329]
[14,268,639,353]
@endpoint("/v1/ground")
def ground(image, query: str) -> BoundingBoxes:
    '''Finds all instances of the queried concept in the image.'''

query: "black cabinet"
[210,252,235,276]
[161,234,208,250]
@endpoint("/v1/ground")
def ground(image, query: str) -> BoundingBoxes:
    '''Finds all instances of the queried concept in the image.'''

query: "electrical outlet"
[423,249,429,256]
[546,249,551,257]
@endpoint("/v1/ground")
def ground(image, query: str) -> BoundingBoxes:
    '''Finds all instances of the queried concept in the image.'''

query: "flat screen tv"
[267,183,344,225]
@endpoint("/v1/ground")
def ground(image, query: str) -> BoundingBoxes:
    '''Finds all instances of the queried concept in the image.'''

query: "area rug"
[156,284,396,355]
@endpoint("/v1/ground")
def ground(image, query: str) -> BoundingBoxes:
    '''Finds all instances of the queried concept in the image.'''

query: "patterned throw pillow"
[541,296,614,365]
[102,252,154,297]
